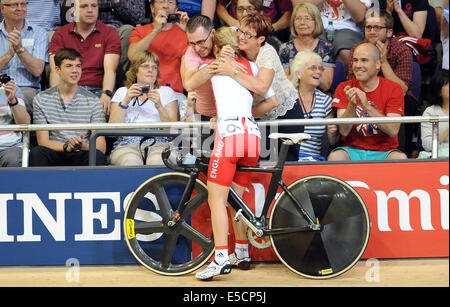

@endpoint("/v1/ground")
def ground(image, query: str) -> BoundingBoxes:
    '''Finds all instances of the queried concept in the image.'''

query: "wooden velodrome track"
[0,258,447,287]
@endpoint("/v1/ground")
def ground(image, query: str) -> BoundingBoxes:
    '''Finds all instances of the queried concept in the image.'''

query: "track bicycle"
[123,132,371,279]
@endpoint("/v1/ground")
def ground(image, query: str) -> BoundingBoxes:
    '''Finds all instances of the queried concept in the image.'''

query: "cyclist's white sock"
[235,240,249,259]
[214,246,229,265]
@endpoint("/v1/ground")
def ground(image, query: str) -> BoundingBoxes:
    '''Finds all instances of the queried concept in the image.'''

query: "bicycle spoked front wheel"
[269,175,370,279]
[124,172,214,276]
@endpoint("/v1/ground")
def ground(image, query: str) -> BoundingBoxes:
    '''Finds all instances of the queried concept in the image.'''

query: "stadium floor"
[0,258,447,287]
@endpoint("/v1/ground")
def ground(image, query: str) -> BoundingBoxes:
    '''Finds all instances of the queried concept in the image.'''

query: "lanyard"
[298,90,316,119]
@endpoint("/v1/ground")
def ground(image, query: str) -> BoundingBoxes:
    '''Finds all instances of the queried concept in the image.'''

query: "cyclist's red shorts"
[207,131,260,188]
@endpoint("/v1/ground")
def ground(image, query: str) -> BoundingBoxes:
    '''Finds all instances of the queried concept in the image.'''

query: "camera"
[140,85,151,94]
[0,74,11,84]
[167,13,178,23]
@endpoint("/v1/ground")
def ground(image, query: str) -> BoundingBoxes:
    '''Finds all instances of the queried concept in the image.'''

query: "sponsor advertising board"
[0,161,448,266]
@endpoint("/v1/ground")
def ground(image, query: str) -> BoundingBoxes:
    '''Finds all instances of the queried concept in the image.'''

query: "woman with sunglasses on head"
[109,50,178,166]
[290,51,339,161]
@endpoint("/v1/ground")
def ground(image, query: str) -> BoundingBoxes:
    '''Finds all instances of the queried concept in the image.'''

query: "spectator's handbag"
[139,137,156,163]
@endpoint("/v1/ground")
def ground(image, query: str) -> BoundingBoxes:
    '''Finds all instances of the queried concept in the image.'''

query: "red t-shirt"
[50,21,121,88]
[129,24,188,93]
[332,77,405,151]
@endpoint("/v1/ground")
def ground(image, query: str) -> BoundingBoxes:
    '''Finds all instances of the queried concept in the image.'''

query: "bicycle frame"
[172,141,320,237]
[228,142,320,235]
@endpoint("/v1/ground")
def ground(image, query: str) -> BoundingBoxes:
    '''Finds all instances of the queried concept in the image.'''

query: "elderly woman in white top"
[109,51,178,165]
[418,70,449,158]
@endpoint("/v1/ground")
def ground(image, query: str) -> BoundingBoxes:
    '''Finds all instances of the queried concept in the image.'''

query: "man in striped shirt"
[29,48,107,166]
[0,0,48,114]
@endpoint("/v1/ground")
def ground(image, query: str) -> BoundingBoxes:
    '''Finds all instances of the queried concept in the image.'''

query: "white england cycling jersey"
[200,59,275,119]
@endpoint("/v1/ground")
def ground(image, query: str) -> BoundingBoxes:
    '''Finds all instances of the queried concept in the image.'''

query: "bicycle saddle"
[269,133,311,144]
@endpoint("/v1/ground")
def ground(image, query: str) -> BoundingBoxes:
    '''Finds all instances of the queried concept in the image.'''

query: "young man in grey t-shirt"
[29,48,107,166]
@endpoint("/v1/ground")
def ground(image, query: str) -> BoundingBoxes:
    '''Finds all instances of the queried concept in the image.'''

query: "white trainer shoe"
[195,260,232,281]
[229,252,251,270]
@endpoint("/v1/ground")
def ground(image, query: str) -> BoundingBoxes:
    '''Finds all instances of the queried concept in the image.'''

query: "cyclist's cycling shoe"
[229,253,251,270]
[195,260,232,281]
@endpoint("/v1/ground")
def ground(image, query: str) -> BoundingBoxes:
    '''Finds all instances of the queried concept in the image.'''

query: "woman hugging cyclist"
[195,26,277,281]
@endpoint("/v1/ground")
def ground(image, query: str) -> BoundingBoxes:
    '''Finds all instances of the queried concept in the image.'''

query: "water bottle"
[326,21,335,43]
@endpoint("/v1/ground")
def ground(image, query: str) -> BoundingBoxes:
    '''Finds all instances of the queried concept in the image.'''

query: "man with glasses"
[347,8,417,158]
[0,0,48,115]
[180,15,219,160]
[348,9,413,95]
[181,14,216,120]
[128,0,189,94]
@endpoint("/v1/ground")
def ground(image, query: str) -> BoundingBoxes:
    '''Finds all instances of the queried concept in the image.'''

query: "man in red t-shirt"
[49,0,121,115]
[329,43,407,161]
[128,0,189,93]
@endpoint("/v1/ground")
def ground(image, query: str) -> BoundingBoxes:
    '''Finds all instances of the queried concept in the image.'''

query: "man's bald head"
[352,42,382,83]
[355,43,381,61]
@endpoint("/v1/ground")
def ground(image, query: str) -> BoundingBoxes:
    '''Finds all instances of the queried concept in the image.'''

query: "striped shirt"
[0,87,25,150]
[0,20,49,89]
[33,86,106,144]
[299,89,332,158]
[26,0,61,31]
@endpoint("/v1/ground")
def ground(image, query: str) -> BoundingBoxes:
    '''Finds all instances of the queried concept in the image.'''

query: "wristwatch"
[8,97,19,107]
[103,90,113,98]
[16,47,25,55]
[63,141,69,152]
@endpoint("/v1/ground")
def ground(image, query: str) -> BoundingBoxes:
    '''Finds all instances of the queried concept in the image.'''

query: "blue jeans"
[82,86,103,98]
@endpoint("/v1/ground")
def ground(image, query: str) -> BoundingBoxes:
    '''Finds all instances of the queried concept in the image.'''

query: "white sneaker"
[229,252,251,270]
[195,260,232,281]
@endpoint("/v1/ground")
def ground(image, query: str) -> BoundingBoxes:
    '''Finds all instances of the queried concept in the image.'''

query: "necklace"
[298,89,316,119]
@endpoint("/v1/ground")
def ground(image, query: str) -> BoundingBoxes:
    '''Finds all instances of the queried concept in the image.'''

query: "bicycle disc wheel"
[124,172,214,276]
[269,175,370,279]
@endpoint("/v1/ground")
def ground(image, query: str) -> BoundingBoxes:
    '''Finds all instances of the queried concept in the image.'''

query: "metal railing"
[1,115,448,167]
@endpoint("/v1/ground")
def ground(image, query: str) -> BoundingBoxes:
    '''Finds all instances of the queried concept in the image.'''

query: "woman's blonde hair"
[213,26,242,57]
[124,51,161,88]
[290,2,324,38]
[289,50,322,88]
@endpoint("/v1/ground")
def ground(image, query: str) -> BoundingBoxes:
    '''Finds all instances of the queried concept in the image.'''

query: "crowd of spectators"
[0,0,448,168]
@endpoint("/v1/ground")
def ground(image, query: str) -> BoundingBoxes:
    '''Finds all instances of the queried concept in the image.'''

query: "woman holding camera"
[109,51,178,166]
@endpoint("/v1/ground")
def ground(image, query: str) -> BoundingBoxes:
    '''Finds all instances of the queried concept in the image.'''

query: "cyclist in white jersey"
[195,26,277,281]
